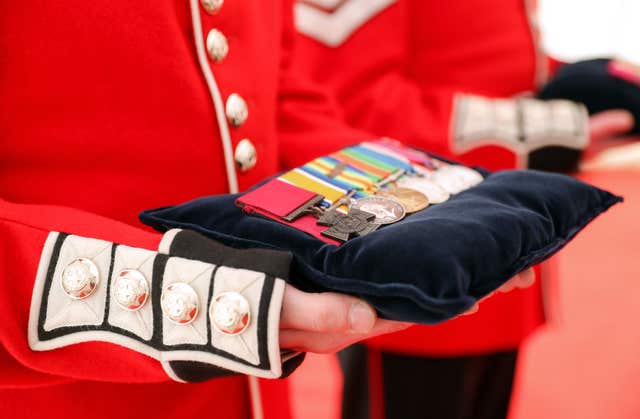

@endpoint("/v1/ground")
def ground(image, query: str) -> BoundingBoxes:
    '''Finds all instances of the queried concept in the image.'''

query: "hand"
[279,285,411,353]
[588,109,634,142]
[497,266,536,293]
[280,267,537,350]
[460,267,536,316]
[581,141,640,171]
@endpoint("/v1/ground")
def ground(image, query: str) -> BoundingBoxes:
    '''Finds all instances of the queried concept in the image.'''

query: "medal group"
[238,139,484,243]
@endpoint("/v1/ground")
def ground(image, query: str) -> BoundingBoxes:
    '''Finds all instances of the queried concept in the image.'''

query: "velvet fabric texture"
[539,58,640,135]
[141,170,621,324]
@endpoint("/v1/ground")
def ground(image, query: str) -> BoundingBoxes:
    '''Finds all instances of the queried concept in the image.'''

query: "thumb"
[589,109,634,142]
[280,285,377,334]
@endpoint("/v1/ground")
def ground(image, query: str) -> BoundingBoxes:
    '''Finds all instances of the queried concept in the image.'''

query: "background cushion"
[539,58,640,135]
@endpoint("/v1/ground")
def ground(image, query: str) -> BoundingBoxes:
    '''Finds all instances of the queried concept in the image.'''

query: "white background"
[539,0,640,63]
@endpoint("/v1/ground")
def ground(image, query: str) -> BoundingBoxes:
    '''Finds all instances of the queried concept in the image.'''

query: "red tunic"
[0,0,369,417]
[293,0,547,355]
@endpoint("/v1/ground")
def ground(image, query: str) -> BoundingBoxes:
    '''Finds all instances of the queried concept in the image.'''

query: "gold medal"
[376,187,429,213]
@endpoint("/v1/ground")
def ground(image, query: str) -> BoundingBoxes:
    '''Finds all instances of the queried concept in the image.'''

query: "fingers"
[281,285,378,334]
[279,285,412,353]
[461,268,537,319]
[498,268,536,293]
[588,109,634,142]
[280,319,411,353]
[517,267,536,288]
[460,302,479,316]
[581,142,640,171]
[280,266,537,353]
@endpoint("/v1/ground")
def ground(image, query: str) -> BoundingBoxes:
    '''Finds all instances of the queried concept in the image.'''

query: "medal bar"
[237,140,486,244]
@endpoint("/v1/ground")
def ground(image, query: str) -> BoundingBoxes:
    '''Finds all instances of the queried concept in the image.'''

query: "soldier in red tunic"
[0,1,414,418]
[292,1,634,418]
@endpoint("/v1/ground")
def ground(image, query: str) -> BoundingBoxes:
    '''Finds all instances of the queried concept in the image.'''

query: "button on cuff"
[210,291,251,335]
[61,258,100,300]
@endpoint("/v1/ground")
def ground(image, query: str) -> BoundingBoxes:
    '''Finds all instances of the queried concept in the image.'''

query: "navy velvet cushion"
[140,170,621,324]
[539,58,640,134]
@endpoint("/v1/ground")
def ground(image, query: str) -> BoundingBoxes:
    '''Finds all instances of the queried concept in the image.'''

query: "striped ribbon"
[330,143,413,180]
[299,166,369,200]
[318,156,379,183]
[304,157,378,195]
[278,168,347,207]
[279,139,442,213]
[330,151,391,179]
[374,138,444,170]
[349,144,415,173]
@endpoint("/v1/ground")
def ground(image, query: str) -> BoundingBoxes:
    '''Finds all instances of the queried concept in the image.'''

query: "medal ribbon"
[331,151,391,179]
[374,138,443,169]
[299,166,369,200]
[317,156,379,183]
[349,145,415,173]
[279,169,346,206]
[341,148,399,173]
[360,142,416,165]
[304,158,377,195]
[280,141,445,217]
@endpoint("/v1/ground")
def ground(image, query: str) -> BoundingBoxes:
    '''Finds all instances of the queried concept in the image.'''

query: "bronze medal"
[317,208,379,242]
[376,187,429,213]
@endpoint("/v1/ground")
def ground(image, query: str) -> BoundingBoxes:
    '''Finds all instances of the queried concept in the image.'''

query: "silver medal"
[431,166,483,195]
[397,177,450,204]
[351,196,406,225]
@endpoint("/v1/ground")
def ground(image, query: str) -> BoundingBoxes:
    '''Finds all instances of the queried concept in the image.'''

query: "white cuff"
[452,94,589,155]
[28,231,286,381]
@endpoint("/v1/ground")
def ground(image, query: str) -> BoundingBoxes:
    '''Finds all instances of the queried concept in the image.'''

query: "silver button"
[210,292,251,335]
[201,0,224,14]
[206,29,229,63]
[113,269,149,312]
[161,283,199,325]
[225,93,249,128]
[234,138,257,172]
[60,258,100,300]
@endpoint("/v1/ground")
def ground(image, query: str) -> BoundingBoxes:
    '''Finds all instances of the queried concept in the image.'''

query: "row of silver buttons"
[61,257,251,335]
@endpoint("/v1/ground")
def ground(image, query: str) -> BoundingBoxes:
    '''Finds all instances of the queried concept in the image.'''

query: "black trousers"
[339,344,518,419]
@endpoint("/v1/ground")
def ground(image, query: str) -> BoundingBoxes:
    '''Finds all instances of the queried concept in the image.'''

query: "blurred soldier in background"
[293,1,633,418]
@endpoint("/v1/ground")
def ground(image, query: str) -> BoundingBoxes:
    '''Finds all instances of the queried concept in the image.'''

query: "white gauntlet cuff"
[452,94,589,156]
[28,231,288,381]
